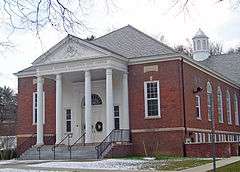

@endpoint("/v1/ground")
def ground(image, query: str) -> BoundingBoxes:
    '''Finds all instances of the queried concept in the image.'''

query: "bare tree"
[209,42,223,55]
[174,44,192,56]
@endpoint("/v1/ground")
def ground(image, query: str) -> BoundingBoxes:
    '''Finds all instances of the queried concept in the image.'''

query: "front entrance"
[81,93,105,143]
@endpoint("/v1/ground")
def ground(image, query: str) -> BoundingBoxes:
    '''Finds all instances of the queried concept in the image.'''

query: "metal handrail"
[37,134,56,160]
[17,133,36,157]
[95,129,130,159]
[52,133,72,160]
[68,132,86,159]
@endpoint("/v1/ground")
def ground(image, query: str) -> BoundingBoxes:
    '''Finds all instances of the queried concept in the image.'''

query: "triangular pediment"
[32,35,115,65]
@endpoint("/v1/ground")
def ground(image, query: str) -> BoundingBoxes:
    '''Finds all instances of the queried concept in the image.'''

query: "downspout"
[180,58,187,157]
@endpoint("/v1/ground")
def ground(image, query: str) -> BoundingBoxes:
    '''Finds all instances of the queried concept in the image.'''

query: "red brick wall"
[128,60,184,130]
[128,60,186,156]
[0,121,16,136]
[185,143,239,158]
[132,131,185,156]
[106,144,133,158]
[183,62,240,133]
[17,77,56,151]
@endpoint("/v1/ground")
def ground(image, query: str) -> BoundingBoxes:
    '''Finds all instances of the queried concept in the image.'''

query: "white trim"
[195,95,201,120]
[144,80,161,118]
[32,92,45,125]
[131,127,185,133]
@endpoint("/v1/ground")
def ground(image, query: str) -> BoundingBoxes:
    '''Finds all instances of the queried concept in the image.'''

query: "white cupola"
[192,28,210,61]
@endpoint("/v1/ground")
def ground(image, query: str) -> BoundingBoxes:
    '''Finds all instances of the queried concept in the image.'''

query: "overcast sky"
[0,0,240,91]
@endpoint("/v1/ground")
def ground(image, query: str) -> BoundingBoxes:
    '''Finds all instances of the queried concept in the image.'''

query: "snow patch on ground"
[29,159,146,170]
[0,160,17,165]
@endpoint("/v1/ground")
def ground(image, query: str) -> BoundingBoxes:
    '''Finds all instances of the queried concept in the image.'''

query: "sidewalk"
[182,156,240,172]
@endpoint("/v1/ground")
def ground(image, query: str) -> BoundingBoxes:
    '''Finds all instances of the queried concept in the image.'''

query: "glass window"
[81,94,103,107]
[207,82,213,121]
[197,40,201,50]
[226,91,232,124]
[144,81,160,117]
[217,87,223,123]
[202,40,207,50]
[195,95,201,119]
[114,106,120,130]
[66,109,72,132]
[234,94,239,126]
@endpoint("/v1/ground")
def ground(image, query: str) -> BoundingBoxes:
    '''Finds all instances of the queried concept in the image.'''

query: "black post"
[210,96,216,172]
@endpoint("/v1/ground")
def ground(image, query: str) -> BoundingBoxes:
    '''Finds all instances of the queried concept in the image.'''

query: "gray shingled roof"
[199,53,240,84]
[91,25,176,58]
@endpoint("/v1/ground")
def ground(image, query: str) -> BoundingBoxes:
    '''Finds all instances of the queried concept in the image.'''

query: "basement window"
[144,81,160,118]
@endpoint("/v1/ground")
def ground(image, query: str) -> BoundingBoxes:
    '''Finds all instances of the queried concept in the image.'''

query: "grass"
[114,155,213,171]
[208,161,240,172]
[155,159,212,171]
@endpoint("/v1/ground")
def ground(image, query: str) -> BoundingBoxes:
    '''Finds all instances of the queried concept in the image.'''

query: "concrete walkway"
[182,156,240,172]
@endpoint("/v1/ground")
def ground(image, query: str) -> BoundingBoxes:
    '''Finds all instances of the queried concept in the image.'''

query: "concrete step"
[20,145,98,160]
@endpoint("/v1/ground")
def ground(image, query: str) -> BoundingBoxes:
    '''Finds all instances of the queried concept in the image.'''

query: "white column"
[85,70,92,143]
[36,76,44,145]
[55,74,63,144]
[122,72,129,129]
[106,68,114,135]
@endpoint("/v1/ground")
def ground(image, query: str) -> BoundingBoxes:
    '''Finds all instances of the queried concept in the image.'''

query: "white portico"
[34,35,129,145]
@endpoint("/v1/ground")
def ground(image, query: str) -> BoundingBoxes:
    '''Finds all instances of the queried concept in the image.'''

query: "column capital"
[37,76,44,84]
[85,70,91,77]
[56,73,62,80]
[106,68,113,75]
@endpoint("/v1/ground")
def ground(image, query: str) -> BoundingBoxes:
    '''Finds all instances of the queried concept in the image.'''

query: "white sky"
[0,0,240,91]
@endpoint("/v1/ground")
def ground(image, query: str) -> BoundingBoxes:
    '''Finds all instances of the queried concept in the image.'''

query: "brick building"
[15,26,240,158]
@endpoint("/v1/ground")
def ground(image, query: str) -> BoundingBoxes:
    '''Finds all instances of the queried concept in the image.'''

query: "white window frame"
[234,94,239,126]
[207,82,213,121]
[226,91,232,125]
[144,81,161,118]
[195,95,201,119]
[217,87,224,123]
[32,92,45,125]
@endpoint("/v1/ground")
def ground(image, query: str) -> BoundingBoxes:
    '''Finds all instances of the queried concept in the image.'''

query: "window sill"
[144,116,161,120]
[219,121,224,124]
[196,117,202,120]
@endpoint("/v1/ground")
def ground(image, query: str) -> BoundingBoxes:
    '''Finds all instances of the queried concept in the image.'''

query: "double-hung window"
[114,106,120,130]
[195,95,201,119]
[144,81,160,117]
[33,92,45,124]
[234,94,239,126]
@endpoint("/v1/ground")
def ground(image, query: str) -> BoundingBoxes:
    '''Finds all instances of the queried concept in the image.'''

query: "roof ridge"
[93,25,130,41]
[125,25,177,53]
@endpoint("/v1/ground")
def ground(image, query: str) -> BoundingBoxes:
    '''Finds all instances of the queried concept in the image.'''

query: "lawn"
[208,161,240,172]
[115,155,212,171]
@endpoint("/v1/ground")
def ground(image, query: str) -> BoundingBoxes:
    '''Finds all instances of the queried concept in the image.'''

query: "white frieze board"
[34,36,109,65]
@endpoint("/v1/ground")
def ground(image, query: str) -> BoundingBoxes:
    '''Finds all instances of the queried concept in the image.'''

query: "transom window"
[144,81,160,117]
[217,87,223,123]
[33,92,45,124]
[81,94,103,107]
